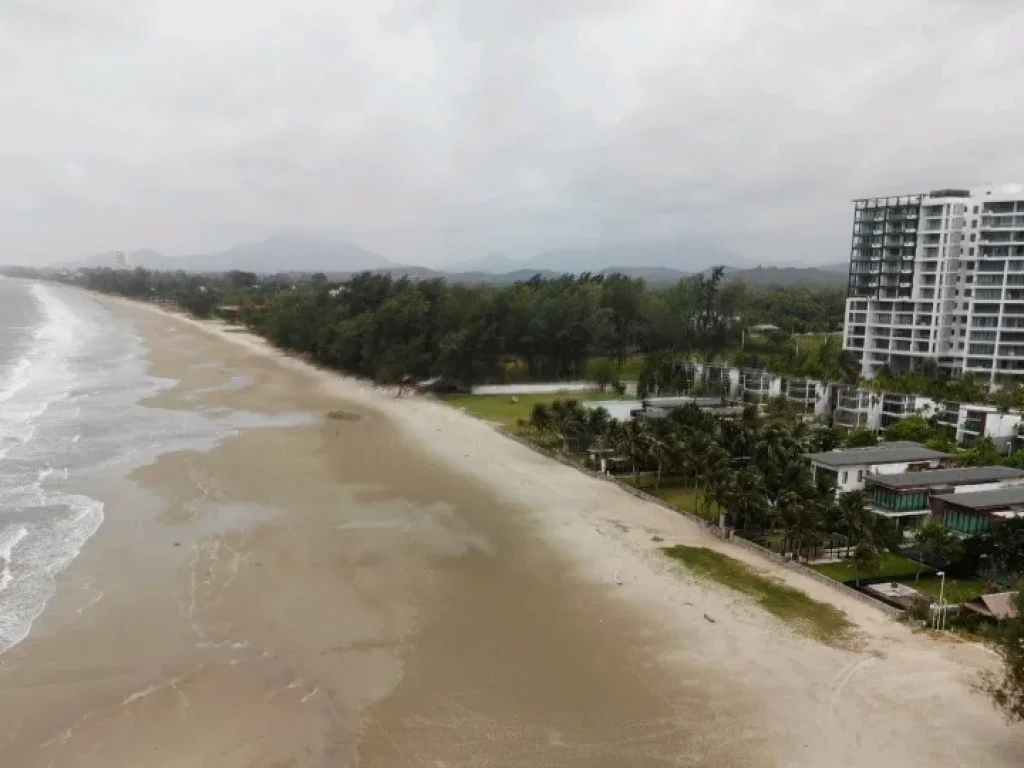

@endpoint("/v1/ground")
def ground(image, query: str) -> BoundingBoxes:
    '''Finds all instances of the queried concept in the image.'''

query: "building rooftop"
[805,442,951,468]
[934,485,1024,511]
[964,592,1020,621]
[866,466,1024,490]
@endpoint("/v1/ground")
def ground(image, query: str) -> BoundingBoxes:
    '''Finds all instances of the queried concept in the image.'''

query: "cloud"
[2,0,1024,266]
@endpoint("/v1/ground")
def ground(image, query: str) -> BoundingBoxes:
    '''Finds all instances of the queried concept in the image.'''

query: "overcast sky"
[3,0,1024,267]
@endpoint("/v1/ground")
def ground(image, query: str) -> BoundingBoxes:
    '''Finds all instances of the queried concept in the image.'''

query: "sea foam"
[0,283,105,653]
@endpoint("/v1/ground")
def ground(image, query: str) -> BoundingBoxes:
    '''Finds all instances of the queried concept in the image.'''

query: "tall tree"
[913,521,964,582]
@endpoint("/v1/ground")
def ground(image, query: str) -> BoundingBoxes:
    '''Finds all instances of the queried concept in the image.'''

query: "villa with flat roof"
[866,466,1024,530]
[932,485,1024,536]
[805,441,952,493]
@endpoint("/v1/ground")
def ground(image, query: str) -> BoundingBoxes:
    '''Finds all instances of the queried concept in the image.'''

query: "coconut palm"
[613,420,650,482]
[775,480,826,562]
[715,466,769,531]
[585,406,612,446]
[647,433,675,490]
[699,445,732,520]
[836,490,874,547]
[528,403,553,435]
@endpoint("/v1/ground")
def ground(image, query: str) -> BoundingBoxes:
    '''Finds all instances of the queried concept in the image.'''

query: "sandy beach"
[1,295,1022,767]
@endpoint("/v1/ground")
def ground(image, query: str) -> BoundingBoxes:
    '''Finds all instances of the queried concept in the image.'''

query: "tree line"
[16,266,845,386]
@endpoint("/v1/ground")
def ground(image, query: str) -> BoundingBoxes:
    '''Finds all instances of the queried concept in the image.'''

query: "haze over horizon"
[4,1,1024,268]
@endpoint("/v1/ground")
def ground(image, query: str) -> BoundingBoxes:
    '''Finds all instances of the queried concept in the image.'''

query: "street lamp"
[935,570,947,631]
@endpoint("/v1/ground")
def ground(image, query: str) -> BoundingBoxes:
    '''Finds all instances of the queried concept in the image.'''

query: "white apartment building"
[782,377,832,419]
[737,368,782,405]
[832,385,883,430]
[878,393,937,430]
[844,183,1024,383]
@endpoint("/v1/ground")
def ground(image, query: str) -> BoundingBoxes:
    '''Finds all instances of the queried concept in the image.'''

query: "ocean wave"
[0,496,104,653]
[0,284,106,654]
[0,527,28,593]
[0,284,84,463]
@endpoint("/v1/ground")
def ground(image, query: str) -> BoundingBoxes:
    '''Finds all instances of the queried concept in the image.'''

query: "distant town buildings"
[843,183,1024,382]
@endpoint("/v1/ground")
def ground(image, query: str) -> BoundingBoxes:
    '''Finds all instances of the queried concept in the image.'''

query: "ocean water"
[0,279,309,654]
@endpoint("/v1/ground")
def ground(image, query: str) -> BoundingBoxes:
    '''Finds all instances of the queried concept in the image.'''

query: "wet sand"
[1,297,1021,767]
[0,302,762,766]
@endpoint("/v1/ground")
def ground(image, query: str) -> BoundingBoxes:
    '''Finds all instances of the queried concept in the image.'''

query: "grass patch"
[617,476,722,522]
[810,553,929,583]
[441,392,620,429]
[663,545,853,645]
[897,576,987,605]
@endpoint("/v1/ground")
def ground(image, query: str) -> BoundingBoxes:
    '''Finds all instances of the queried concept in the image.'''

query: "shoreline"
[2,289,1019,767]
[99,296,1024,759]
[105,296,928,640]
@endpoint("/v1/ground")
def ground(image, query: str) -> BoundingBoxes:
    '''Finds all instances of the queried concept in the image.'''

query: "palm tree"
[528,403,552,435]
[913,520,964,582]
[548,399,591,453]
[852,542,881,586]
[680,429,714,491]
[836,490,874,547]
[585,406,612,448]
[700,445,732,521]
[718,466,769,531]
[647,433,674,490]
[775,480,826,562]
[613,420,650,483]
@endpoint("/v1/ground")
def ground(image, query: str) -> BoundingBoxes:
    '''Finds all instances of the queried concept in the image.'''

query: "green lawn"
[441,392,619,429]
[617,476,722,522]
[810,553,929,583]
[897,576,987,605]
[663,545,853,645]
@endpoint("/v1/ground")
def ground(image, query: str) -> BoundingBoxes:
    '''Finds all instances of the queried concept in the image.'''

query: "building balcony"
[786,392,816,403]
[834,409,868,428]
[838,396,866,410]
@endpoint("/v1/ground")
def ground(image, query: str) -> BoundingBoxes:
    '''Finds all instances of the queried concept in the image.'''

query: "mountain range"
[446,238,746,275]
[57,236,848,287]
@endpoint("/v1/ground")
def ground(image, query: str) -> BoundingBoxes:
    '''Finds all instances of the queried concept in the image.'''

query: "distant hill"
[444,244,849,286]
[447,239,745,275]
[397,265,845,288]
[726,266,847,288]
[57,236,848,288]
[445,252,523,273]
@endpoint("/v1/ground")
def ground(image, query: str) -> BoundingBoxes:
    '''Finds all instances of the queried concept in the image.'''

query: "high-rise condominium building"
[843,183,1024,383]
